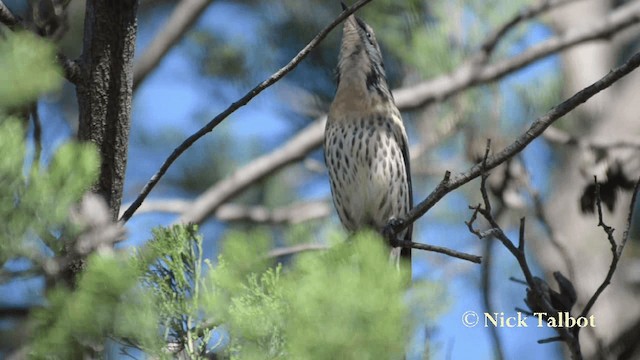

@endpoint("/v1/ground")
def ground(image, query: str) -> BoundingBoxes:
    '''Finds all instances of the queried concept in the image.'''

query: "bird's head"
[336,3,391,103]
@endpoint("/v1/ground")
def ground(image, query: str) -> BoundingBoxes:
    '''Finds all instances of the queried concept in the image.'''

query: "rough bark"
[76,0,138,220]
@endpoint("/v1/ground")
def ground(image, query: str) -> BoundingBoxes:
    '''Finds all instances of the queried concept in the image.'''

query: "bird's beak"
[340,1,358,42]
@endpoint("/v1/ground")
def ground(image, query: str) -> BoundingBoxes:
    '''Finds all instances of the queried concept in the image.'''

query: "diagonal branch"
[393,0,640,109]
[174,118,325,225]
[133,0,213,89]
[473,0,582,66]
[0,0,20,29]
[119,0,373,223]
[390,48,640,236]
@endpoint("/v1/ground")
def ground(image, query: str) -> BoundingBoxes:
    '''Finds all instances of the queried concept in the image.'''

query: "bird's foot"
[382,217,405,248]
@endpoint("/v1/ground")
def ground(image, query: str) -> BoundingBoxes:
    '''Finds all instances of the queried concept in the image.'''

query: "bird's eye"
[366,32,372,39]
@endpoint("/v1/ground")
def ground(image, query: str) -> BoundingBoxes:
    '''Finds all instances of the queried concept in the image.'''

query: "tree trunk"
[76,0,138,220]
[534,1,640,358]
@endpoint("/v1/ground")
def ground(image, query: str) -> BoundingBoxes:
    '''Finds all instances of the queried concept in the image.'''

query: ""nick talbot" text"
[484,312,596,328]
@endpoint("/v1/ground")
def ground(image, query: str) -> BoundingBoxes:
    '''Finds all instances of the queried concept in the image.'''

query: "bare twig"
[395,240,481,264]
[577,177,640,326]
[133,0,213,89]
[466,166,582,358]
[119,0,374,223]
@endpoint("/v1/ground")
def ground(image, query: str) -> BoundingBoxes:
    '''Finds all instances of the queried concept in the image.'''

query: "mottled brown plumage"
[324,10,413,266]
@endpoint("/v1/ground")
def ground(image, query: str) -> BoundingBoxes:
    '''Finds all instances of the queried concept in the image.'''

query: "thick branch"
[133,0,213,89]
[119,0,373,223]
[393,1,640,109]
[475,0,582,64]
[174,118,325,224]
[122,199,330,224]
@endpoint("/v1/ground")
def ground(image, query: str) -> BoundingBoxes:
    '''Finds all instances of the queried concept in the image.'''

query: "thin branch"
[475,0,582,63]
[577,177,640,325]
[466,168,581,358]
[267,243,329,258]
[620,177,640,252]
[56,53,82,85]
[538,336,564,344]
[123,199,330,225]
[395,240,481,264]
[543,125,640,150]
[30,102,42,167]
[389,47,640,236]
[393,0,640,109]
[119,0,374,223]
[0,0,20,29]
[133,0,213,89]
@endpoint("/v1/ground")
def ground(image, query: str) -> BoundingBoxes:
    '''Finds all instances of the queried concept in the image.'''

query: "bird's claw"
[383,217,405,247]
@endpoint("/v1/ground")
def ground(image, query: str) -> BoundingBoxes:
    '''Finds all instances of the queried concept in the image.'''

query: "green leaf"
[0,31,62,108]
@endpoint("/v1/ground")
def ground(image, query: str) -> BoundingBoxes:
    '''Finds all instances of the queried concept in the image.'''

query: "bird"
[324,3,413,271]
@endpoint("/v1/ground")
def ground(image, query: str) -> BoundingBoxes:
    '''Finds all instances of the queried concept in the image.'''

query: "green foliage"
[189,31,248,81]
[285,232,409,359]
[29,254,163,359]
[0,31,62,108]
[0,118,99,263]
[203,229,413,360]
[0,29,161,357]
[136,225,213,357]
[0,27,95,263]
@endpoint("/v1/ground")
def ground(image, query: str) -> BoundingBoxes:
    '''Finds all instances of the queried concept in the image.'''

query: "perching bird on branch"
[324,4,413,269]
